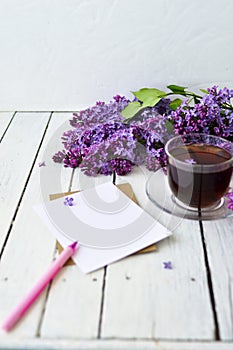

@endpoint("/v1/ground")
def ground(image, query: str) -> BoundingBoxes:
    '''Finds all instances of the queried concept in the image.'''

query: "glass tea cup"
[165,133,233,211]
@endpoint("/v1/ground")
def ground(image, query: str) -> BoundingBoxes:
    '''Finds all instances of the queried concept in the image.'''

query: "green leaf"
[200,88,208,94]
[132,88,166,107]
[169,98,183,110]
[167,84,187,94]
[165,120,174,134]
[121,101,144,119]
[142,96,162,108]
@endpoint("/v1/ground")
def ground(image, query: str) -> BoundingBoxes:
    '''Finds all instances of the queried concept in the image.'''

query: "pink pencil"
[2,241,78,332]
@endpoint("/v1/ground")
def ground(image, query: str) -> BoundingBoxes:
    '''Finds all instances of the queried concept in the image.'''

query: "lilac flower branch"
[53,85,233,177]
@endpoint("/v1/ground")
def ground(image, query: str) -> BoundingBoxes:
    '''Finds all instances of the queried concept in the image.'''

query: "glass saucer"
[146,168,233,221]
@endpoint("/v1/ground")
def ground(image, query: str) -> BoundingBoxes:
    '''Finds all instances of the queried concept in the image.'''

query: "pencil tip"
[69,241,78,250]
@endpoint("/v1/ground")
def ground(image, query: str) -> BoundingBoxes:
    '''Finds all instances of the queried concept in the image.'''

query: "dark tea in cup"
[165,134,233,209]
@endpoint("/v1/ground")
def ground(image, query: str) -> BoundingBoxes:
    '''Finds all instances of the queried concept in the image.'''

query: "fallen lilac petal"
[64,197,74,206]
[227,202,233,210]
[226,190,233,210]
[226,191,233,200]
[163,261,172,270]
[38,161,46,167]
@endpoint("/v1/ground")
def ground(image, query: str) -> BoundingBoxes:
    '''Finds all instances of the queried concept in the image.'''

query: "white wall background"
[0,0,232,111]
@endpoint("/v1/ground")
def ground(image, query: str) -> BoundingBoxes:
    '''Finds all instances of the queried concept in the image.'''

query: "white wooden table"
[0,112,233,350]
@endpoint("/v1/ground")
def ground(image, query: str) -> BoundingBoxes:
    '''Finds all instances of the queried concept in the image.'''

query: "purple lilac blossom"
[170,86,233,140]
[52,150,66,163]
[70,95,129,130]
[79,132,144,176]
[146,134,167,167]
[53,96,171,175]
[53,87,233,176]
[131,98,172,144]
[146,156,161,172]
[226,191,233,210]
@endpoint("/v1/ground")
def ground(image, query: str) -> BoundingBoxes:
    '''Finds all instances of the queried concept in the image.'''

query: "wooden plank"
[0,112,14,140]
[101,167,215,340]
[0,339,232,350]
[0,112,50,250]
[39,112,73,196]
[41,161,105,338]
[40,266,104,338]
[202,219,233,340]
[0,113,72,338]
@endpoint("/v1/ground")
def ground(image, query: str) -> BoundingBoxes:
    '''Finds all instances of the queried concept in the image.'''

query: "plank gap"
[112,171,116,185]
[69,168,76,192]
[0,111,16,143]
[0,112,53,261]
[199,220,220,341]
[98,266,107,339]
[229,280,233,333]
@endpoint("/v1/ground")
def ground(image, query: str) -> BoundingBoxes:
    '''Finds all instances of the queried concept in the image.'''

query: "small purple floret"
[163,261,173,270]
[226,190,233,210]
[38,161,46,167]
[64,197,74,206]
